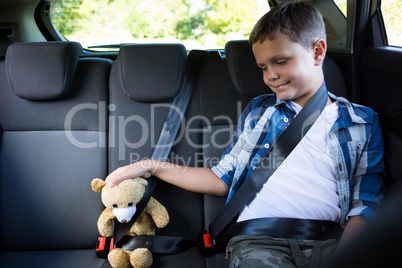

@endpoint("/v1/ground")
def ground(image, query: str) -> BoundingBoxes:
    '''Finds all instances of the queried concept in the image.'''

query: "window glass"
[381,0,402,46]
[325,0,348,51]
[333,0,347,17]
[50,0,269,51]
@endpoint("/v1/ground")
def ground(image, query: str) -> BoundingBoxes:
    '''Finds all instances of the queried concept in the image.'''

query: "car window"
[381,0,402,46]
[50,0,269,51]
[319,1,348,51]
[333,0,347,17]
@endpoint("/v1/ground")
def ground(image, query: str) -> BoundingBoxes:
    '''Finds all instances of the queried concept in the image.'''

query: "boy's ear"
[313,39,327,66]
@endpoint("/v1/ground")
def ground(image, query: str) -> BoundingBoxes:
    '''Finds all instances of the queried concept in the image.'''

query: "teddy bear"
[91,177,169,268]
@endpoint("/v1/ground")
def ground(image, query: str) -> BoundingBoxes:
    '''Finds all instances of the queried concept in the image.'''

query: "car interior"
[0,0,401,267]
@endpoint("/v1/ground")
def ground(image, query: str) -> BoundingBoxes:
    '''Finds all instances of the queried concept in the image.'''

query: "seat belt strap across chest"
[207,82,329,247]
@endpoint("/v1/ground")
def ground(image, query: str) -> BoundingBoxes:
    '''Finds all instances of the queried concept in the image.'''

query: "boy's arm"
[336,215,369,250]
[105,98,258,196]
[106,159,229,196]
[347,114,385,222]
[338,113,384,250]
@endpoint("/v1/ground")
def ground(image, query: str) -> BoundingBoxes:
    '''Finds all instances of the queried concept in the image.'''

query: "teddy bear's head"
[91,178,148,223]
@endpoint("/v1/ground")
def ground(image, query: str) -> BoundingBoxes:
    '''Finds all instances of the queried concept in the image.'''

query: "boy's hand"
[105,160,153,187]
[336,215,368,251]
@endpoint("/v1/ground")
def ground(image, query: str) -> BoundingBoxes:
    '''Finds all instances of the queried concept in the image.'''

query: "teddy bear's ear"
[133,177,148,187]
[91,178,107,192]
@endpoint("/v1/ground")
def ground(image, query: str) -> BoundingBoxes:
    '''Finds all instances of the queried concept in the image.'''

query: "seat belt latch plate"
[96,236,114,259]
[203,233,213,248]
[201,233,217,257]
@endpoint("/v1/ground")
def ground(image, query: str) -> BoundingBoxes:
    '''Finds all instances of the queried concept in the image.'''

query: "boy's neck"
[294,72,325,107]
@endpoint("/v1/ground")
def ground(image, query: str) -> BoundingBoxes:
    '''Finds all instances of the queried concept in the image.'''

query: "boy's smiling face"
[253,34,326,107]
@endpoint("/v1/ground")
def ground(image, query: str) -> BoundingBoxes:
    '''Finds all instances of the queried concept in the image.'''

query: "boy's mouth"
[270,81,290,91]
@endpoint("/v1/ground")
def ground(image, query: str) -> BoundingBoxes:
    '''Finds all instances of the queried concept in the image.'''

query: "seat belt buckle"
[203,233,213,248]
[96,237,114,258]
[201,233,216,257]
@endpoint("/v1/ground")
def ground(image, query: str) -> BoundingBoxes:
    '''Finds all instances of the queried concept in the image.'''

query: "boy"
[106,2,384,267]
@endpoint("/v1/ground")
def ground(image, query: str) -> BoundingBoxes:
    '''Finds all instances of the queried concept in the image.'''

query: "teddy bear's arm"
[144,197,169,228]
[97,208,115,237]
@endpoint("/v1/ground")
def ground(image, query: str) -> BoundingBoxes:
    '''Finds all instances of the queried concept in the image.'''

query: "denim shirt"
[211,91,385,227]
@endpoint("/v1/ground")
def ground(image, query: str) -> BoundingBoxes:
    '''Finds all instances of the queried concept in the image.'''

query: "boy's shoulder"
[248,92,378,125]
[243,93,278,119]
[329,92,378,125]
[247,93,279,113]
[251,93,277,107]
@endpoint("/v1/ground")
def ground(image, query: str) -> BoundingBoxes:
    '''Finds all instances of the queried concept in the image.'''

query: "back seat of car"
[0,40,349,267]
[0,41,112,267]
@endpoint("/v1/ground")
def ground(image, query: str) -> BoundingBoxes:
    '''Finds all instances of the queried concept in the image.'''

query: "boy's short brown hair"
[249,1,326,49]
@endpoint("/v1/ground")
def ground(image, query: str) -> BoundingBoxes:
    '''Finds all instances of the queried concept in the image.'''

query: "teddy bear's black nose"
[128,202,133,207]
[113,204,118,208]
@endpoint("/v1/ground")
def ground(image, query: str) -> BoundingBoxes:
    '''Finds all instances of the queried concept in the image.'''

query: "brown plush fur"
[92,178,169,268]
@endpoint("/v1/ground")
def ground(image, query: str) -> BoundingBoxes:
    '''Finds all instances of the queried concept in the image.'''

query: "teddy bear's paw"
[108,248,131,268]
[130,248,153,268]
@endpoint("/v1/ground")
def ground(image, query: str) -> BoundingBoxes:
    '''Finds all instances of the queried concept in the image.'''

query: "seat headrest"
[225,40,271,98]
[323,56,349,99]
[5,41,82,101]
[115,43,187,102]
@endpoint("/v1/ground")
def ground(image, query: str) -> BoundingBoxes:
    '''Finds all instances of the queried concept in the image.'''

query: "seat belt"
[99,50,207,262]
[204,82,329,252]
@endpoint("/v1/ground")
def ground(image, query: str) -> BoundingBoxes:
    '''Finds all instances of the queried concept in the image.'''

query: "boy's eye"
[276,59,287,65]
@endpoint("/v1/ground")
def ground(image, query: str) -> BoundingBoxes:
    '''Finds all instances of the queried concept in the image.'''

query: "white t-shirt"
[237,101,341,222]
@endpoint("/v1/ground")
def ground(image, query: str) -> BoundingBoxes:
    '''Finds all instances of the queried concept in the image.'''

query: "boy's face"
[253,35,326,106]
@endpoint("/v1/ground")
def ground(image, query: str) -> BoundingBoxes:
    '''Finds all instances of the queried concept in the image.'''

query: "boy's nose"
[265,70,279,82]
